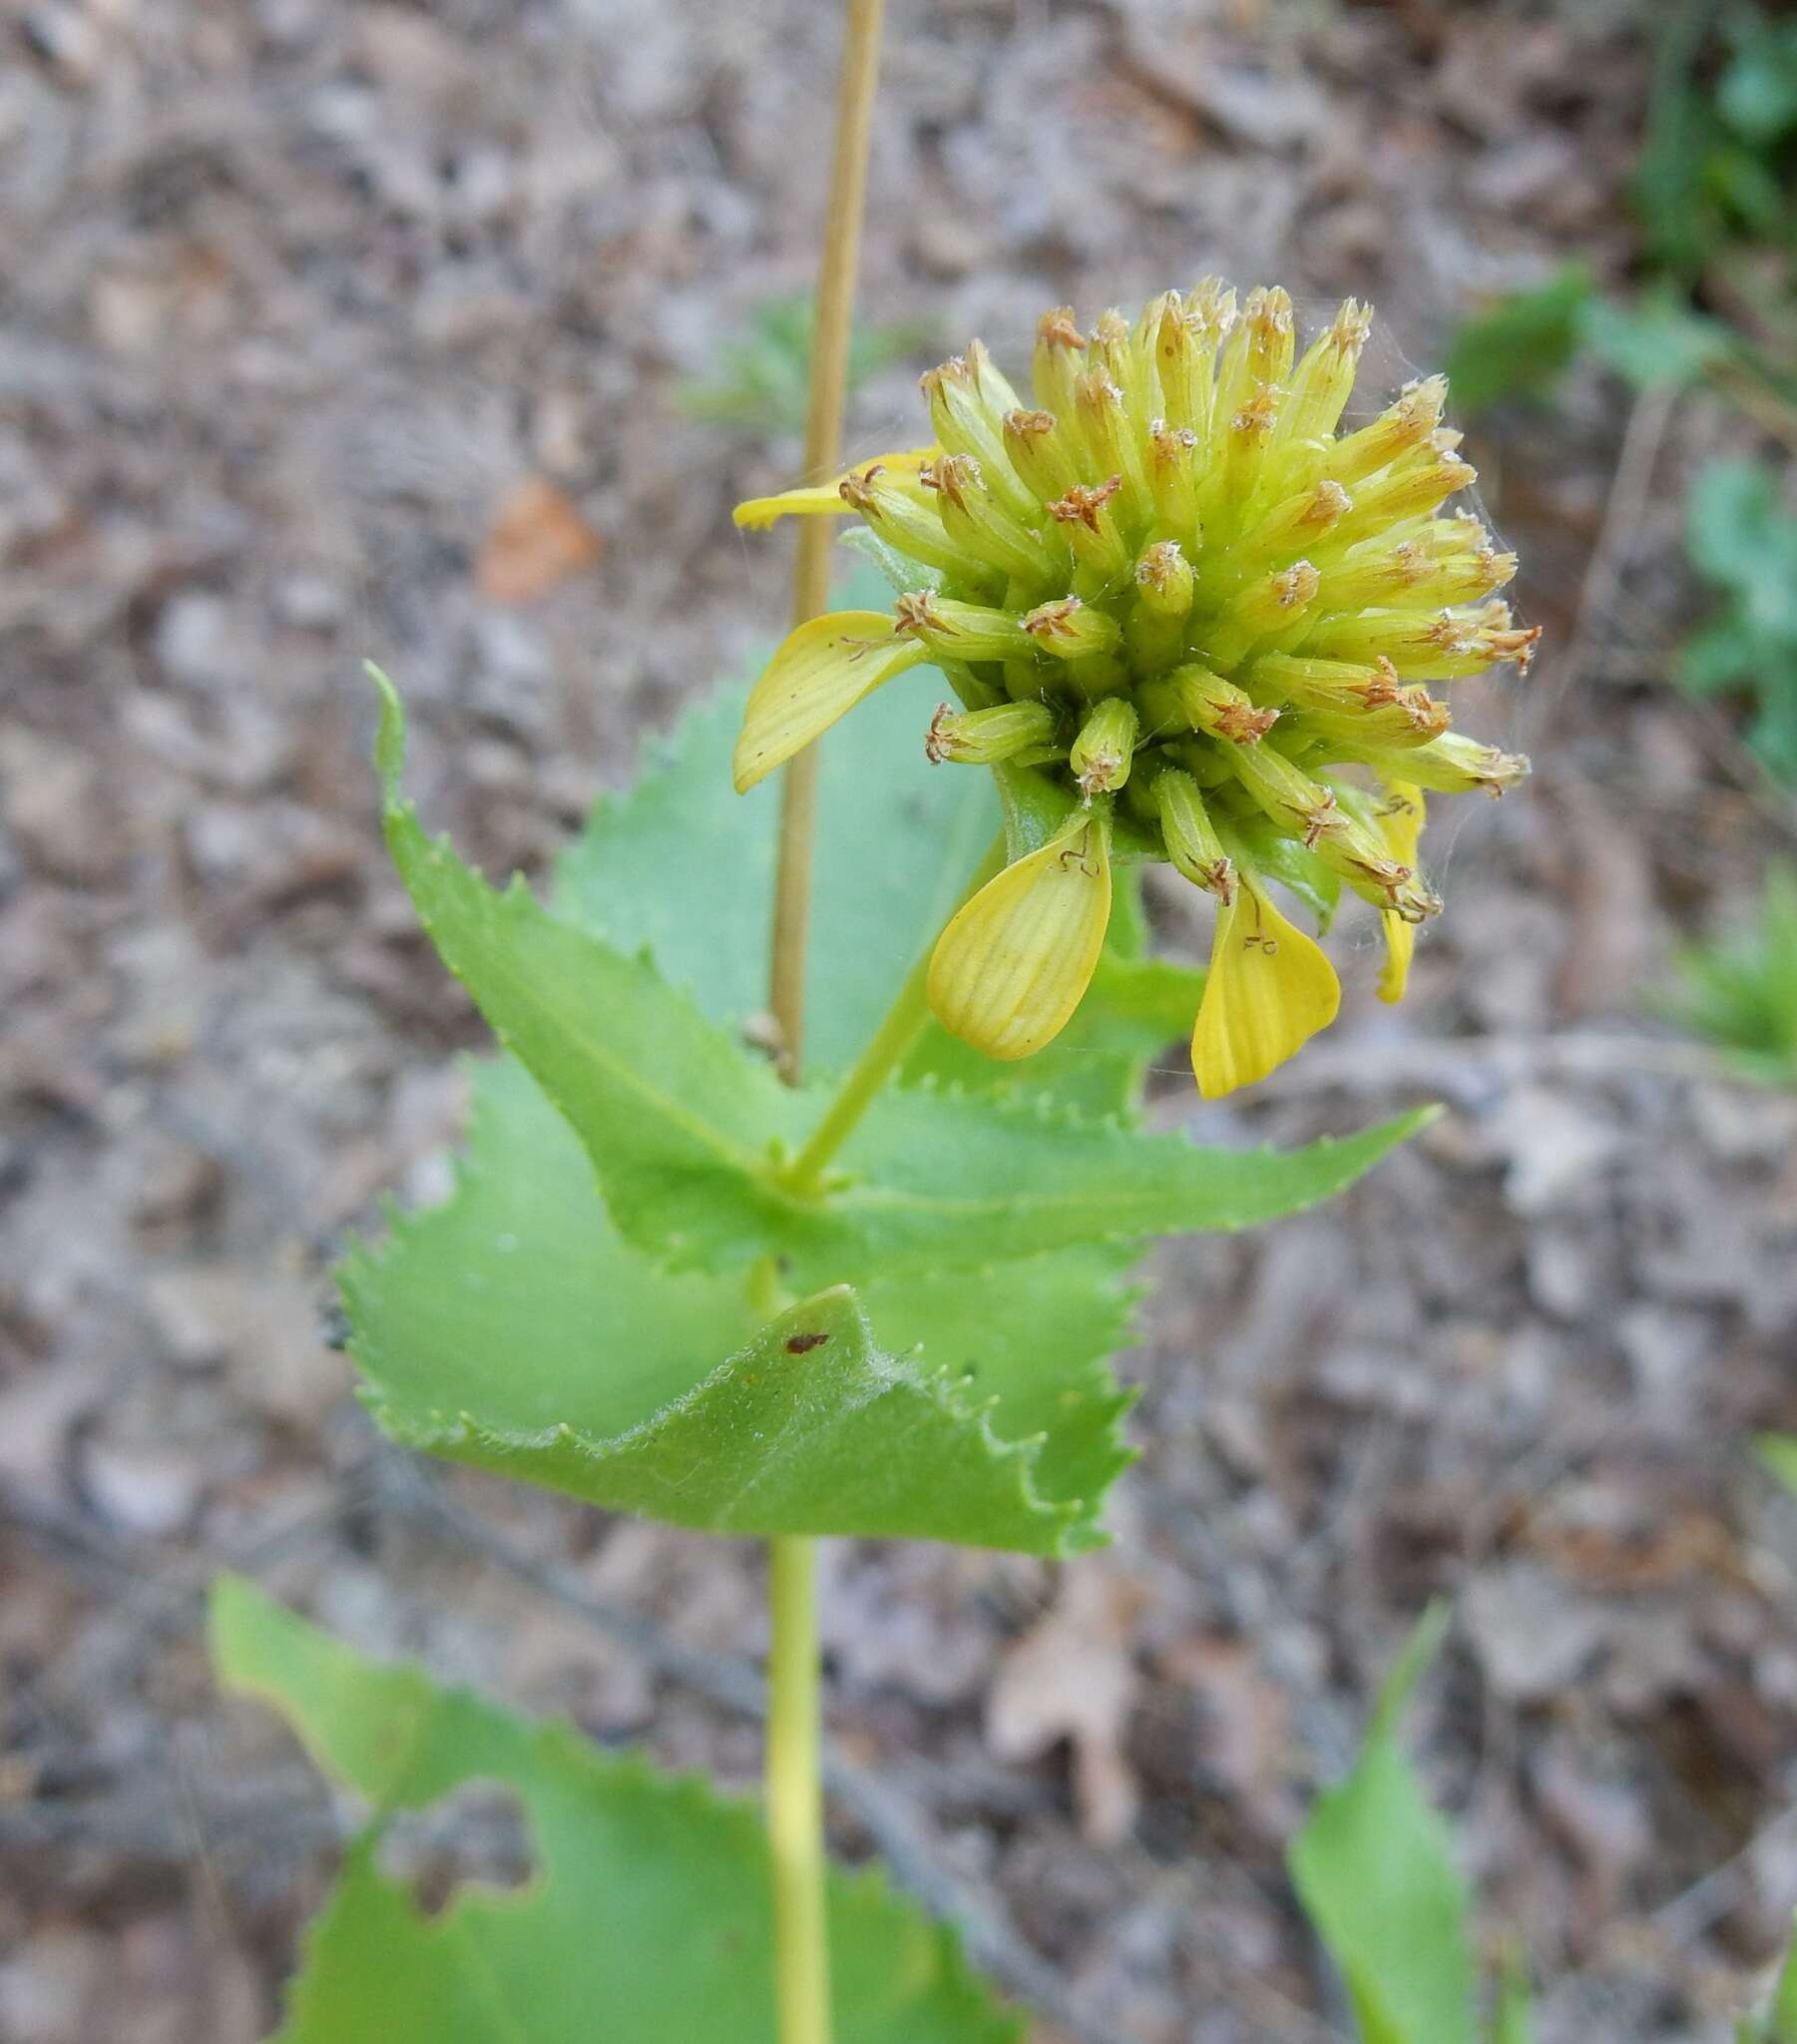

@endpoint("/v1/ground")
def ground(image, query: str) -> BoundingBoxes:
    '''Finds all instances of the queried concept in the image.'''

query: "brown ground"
[2,3,1795,2040]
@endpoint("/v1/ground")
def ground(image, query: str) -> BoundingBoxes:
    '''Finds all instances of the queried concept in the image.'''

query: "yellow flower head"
[734,286,1535,1094]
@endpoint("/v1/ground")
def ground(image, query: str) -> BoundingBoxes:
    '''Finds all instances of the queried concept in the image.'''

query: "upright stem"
[764,9,886,2044]
[767,1536,828,2044]
[769,0,888,1083]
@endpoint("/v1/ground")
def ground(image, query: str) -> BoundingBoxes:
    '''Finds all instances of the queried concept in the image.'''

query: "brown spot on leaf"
[784,1331,829,1354]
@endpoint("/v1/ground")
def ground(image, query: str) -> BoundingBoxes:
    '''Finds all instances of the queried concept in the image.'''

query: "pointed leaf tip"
[365,662,407,793]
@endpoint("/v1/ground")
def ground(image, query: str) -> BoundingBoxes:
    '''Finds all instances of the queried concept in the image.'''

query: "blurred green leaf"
[1491,1949,1535,2044]
[1718,16,1797,146]
[1637,0,1731,277]
[1289,1603,1479,2044]
[1736,1910,1797,2041]
[1680,459,1797,781]
[212,1576,1020,2044]
[1579,290,1732,391]
[1687,458,1788,587]
[1757,1434,1797,1497]
[1680,615,1762,695]
[1444,265,1594,415]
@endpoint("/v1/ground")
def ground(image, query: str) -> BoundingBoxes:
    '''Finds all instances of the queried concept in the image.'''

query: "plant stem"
[768,0,888,1083]
[763,8,886,2044]
[780,831,1007,1199]
[767,1534,829,2044]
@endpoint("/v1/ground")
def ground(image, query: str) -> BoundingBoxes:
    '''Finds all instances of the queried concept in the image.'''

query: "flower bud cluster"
[733,287,1537,1096]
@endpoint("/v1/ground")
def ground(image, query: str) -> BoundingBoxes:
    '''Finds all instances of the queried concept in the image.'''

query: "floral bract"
[733,285,1537,1097]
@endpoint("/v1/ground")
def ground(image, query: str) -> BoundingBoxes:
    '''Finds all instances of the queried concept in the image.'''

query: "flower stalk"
[762,6,886,2043]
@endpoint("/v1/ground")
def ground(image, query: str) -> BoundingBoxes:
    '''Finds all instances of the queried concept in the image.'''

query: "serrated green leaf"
[1289,1603,1478,2044]
[357,678,1425,1544]
[211,1576,1019,2044]
[374,668,1428,1289]
[786,1090,1434,1286]
[343,1056,1131,1553]
[370,665,807,1271]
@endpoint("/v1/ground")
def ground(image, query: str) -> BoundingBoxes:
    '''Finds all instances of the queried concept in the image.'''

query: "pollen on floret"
[1049,477,1123,531]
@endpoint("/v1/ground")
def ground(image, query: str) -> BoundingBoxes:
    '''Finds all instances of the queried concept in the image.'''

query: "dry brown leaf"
[476,477,604,605]
[1157,1633,1295,1833]
[985,1560,1144,1844]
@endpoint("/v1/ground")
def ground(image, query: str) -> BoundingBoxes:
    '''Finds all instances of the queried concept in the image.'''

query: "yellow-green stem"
[768,0,887,1083]
[767,1534,829,2044]
[780,831,1008,1199]
[763,8,886,2044]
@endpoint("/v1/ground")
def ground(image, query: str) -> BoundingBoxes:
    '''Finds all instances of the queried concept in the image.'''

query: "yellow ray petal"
[1378,912,1417,1005]
[927,812,1113,1061]
[732,447,940,530]
[732,612,925,792]
[1374,781,1425,1004]
[1191,874,1341,1098]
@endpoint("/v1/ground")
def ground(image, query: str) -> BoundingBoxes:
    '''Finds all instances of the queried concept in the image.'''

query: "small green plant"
[1294,1612,1797,2044]
[1666,862,1797,1080]
[676,293,933,436]
[1290,1606,1527,2044]
[1444,6,1797,787]
[1637,1,1797,291]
